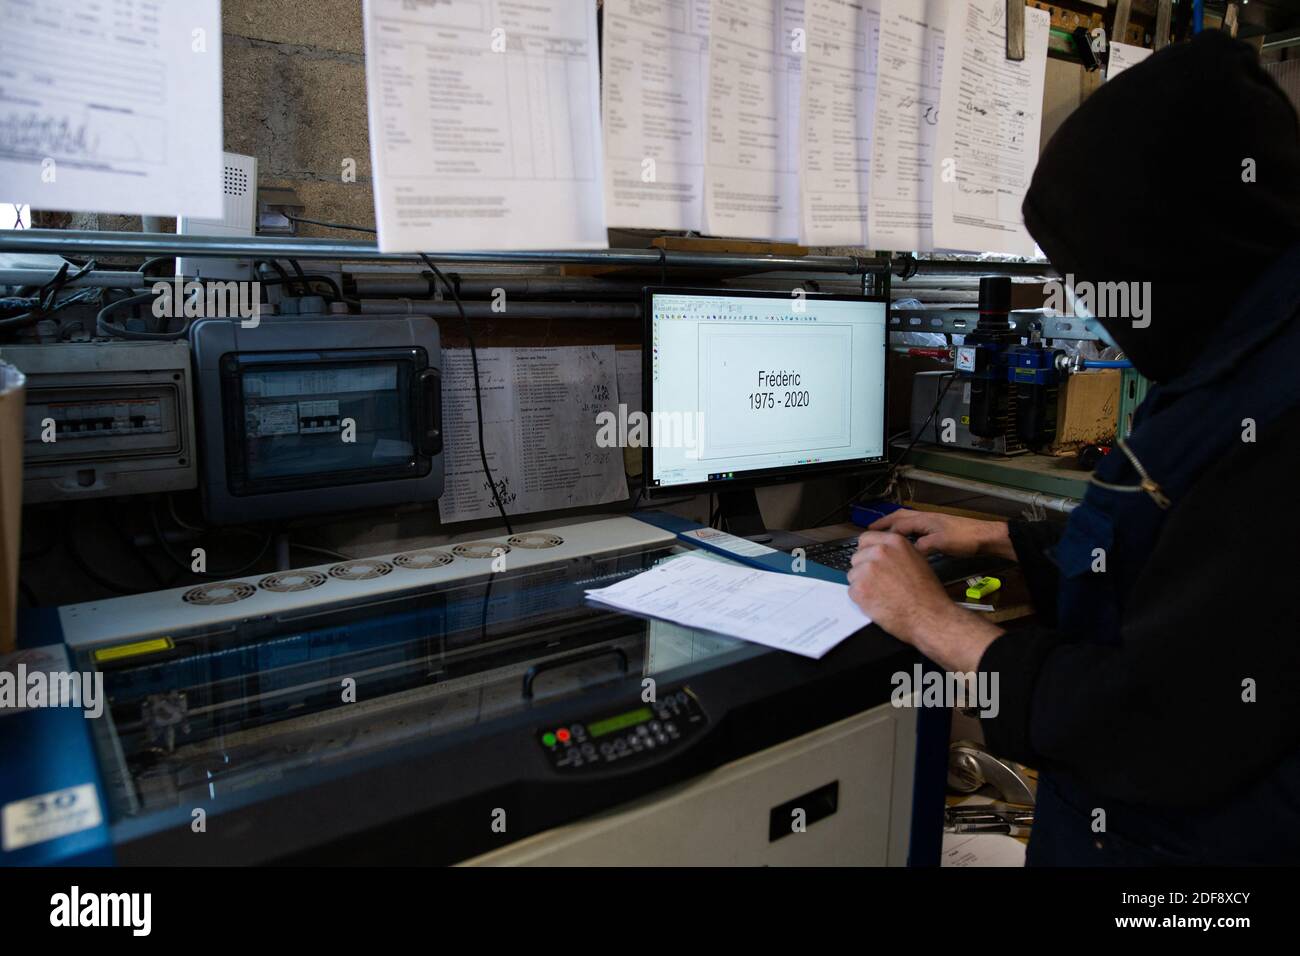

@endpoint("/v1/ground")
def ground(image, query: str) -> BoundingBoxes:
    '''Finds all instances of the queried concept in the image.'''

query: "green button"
[542,732,557,747]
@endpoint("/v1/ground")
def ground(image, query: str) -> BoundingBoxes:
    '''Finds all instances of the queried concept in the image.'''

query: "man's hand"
[848,530,1004,673]
[868,510,1015,560]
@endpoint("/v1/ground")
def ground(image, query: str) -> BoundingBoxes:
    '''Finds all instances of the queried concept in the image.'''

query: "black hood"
[1023,31,1300,382]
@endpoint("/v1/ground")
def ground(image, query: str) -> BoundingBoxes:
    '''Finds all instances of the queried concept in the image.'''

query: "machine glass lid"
[79,543,762,818]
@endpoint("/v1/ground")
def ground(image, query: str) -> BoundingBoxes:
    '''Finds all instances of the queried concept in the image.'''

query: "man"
[847,31,1300,865]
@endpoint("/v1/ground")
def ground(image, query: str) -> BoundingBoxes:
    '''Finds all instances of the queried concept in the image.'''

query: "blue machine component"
[953,279,1065,450]
[1007,343,1060,387]
[1006,343,1064,448]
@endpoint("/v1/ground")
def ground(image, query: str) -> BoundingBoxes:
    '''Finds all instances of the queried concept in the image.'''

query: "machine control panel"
[538,688,706,772]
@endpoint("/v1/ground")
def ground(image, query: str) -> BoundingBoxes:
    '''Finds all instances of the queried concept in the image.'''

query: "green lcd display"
[587,707,654,739]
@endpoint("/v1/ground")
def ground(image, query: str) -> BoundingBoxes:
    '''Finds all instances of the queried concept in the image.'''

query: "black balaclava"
[1022,30,1300,383]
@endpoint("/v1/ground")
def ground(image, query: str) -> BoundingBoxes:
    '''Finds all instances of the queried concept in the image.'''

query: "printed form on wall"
[704,0,805,241]
[868,0,948,252]
[438,346,629,524]
[0,0,224,218]
[1107,41,1152,81]
[603,0,712,231]
[800,0,882,246]
[362,0,606,252]
[932,0,1049,257]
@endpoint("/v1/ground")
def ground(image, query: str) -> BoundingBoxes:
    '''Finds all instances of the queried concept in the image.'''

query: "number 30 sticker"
[3,784,102,852]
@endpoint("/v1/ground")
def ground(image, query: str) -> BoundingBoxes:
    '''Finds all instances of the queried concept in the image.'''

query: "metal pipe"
[353,273,907,299]
[0,268,155,290]
[0,229,886,273]
[353,276,649,299]
[358,299,640,320]
[0,229,1053,279]
[1261,28,1300,52]
[896,466,1079,513]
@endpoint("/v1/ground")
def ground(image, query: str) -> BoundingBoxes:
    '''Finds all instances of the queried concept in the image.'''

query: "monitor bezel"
[642,286,891,501]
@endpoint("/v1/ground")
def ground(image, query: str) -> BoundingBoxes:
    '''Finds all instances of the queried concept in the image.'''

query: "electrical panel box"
[0,342,198,503]
[177,152,258,282]
[190,312,443,525]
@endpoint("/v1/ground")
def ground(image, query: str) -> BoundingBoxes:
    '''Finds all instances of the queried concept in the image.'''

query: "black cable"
[67,526,136,595]
[283,214,377,235]
[809,370,959,528]
[0,259,98,331]
[137,256,174,278]
[291,543,351,563]
[254,259,294,289]
[419,252,514,535]
[18,579,39,608]
[149,503,273,579]
[257,275,348,303]
[96,291,189,341]
[287,259,313,297]
[112,509,170,589]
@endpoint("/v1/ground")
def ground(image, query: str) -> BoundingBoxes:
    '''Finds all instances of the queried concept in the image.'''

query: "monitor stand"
[716,489,773,543]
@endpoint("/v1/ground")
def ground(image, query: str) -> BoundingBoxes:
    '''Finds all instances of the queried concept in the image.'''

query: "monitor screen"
[647,289,888,493]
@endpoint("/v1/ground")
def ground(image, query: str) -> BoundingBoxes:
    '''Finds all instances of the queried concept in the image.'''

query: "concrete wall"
[36,0,377,237]
[222,0,376,238]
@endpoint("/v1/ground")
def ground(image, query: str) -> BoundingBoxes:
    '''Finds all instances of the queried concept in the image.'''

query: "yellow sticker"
[93,637,174,663]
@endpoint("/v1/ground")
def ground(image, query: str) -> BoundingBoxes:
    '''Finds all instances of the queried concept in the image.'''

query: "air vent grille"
[223,164,249,196]
[182,582,257,606]
[258,571,327,593]
[451,541,511,560]
[507,532,564,550]
[328,559,395,581]
[393,549,455,570]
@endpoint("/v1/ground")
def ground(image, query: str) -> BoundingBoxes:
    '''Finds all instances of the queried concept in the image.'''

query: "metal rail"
[898,466,1079,513]
[0,229,1053,278]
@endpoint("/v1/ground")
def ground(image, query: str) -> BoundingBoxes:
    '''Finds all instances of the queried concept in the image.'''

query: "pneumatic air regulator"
[956,276,1062,450]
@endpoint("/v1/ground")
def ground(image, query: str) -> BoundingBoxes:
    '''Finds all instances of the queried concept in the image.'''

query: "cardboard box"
[1,361,24,652]
[1052,369,1120,453]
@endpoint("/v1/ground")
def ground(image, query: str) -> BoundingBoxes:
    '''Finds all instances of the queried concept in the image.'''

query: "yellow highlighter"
[965,576,1002,601]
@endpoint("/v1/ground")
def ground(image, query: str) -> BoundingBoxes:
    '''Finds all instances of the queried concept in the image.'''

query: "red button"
[556,728,571,743]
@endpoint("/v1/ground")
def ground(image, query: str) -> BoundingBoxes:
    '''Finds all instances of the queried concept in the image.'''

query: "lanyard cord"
[1087,436,1173,509]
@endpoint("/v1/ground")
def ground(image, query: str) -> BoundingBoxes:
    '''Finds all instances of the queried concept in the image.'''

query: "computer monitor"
[644,287,889,537]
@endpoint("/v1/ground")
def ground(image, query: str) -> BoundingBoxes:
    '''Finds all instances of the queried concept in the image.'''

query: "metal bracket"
[1154,0,1173,50]
[1113,0,1133,44]
[1006,0,1025,61]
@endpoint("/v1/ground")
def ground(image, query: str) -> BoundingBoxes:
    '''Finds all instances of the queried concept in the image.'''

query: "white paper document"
[615,348,643,416]
[0,0,223,218]
[362,0,606,252]
[1107,41,1152,81]
[585,554,871,659]
[941,831,1026,867]
[704,0,804,240]
[437,347,628,524]
[932,1,1049,257]
[603,0,712,231]
[800,0,882,246]
[868,0,948,251]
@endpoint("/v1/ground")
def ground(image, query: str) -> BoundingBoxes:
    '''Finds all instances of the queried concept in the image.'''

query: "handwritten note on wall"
[931,0,1049,257]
